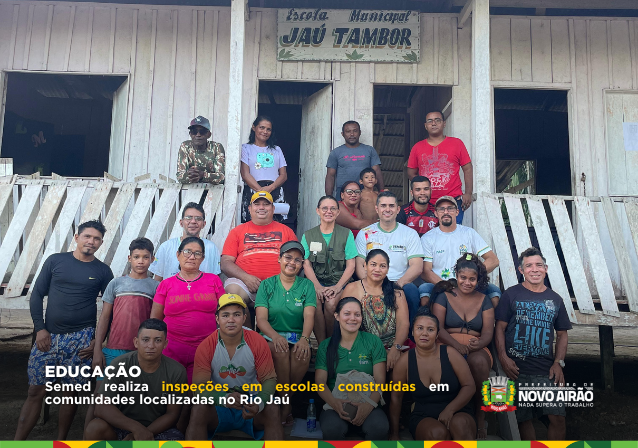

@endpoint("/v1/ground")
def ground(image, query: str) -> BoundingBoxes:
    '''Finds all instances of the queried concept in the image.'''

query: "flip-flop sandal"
[282,413,294,426]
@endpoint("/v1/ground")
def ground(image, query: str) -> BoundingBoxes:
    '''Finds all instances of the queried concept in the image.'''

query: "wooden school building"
[0,0,638,436]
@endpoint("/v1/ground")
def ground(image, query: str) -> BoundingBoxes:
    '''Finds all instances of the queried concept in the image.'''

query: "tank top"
[339,201,360,238]
[408,345,473,419]
[360,280,396,349]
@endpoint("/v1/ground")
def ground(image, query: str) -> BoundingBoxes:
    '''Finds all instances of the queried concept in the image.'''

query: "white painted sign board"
[277,9,420,63]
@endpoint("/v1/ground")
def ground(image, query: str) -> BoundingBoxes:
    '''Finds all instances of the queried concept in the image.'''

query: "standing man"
[149,202,221,281]
[397,175,438,237]
[407,110,473,223]
[15,220,114,440]
[495,247,572,440]
[325,121,385,196]
[355,191,423,326]
[177,116,225,184]
[221,191,297,308]
[186,294,283,440]
[419,196,501,306]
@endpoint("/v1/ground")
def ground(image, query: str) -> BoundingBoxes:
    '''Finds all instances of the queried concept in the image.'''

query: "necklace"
[177,272,202,290]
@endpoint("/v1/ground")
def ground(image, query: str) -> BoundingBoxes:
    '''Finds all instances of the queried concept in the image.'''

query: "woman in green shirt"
[302,195,357,344]
[315,297,389,440]
[255,240,316,427]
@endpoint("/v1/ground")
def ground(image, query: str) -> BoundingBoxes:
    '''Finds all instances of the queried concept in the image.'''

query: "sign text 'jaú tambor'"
[277,9,420,63]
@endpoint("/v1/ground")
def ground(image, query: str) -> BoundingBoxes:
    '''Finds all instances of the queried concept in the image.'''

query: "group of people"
[14,110,572,442]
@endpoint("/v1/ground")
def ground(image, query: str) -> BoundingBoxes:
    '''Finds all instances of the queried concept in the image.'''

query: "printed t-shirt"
[254,276,316,334]
[326,144,381,195]
[153,273,224,346]
[407,137,471,204]
[241,144,287,182]
[30,252,114,334]
[149,237,221,278]
[100,352,187,427]
[101,276,159,351]
[192,329,277,405]
[315,331,387,391]
[397,201,438,237]
[300,230,358,260]
[495,284,572,375]
[421,225,491,280]
[355,222,424,282]
[222,221,297,280]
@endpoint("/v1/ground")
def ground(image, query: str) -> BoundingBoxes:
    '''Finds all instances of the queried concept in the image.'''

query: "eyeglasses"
[181,249,204,259]
[282,254,303,265]
[320,206,338,213]
[183,216,204,222]
[189,128,208,136]
[436,206,457,213]
[344,189,361,195]
[426,118,443,124]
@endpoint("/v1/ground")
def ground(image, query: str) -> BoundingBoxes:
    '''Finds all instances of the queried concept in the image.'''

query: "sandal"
[477,422,488,439]
[282,413,294,427]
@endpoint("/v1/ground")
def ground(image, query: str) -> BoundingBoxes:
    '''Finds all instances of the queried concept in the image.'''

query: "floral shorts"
[27,327,94,386]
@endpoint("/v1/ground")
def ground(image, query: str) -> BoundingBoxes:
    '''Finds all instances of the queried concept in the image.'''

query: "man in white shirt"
[355,191,423,325]
[149,202,221,281]
[419,195,501,307]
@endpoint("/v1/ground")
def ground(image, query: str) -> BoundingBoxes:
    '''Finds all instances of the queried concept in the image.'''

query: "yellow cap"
[250,191,273,204]
[217,293,247,311]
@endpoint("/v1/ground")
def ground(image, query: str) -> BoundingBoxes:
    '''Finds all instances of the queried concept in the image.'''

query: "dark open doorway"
[1,72,127,177]
[257,80,328,233]
[494,88,571,196]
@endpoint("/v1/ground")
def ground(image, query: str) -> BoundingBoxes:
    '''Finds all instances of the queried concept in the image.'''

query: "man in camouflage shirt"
[177,116,225,184]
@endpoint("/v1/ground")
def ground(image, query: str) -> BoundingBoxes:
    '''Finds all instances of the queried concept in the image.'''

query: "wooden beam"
[599,326,614,392]
[453,0,638,8]
[458,0,474,29]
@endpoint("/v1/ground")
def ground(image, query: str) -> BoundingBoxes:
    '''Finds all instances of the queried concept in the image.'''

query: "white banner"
[277,9,420,63]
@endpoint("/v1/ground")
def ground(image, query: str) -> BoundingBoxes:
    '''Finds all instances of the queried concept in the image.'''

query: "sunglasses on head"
[189,127,208,136]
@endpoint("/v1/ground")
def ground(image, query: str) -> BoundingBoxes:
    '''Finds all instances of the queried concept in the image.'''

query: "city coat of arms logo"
[481,376,517,412]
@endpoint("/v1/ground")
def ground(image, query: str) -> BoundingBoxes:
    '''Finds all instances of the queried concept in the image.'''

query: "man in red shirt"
[221,191,296,314]
[407,110,473,224]
[397,175,438,237]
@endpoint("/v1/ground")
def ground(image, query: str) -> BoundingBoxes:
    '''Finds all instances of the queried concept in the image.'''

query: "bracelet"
[301,335,310,344]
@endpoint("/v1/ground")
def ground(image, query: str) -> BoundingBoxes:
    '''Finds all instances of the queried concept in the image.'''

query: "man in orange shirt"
[221,191,297,314]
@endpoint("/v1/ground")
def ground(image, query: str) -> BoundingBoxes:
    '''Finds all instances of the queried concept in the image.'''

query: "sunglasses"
[189,127,208,136]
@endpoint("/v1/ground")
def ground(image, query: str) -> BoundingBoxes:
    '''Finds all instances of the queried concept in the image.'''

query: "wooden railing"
[477,193,638,326]
[0,176,225,308]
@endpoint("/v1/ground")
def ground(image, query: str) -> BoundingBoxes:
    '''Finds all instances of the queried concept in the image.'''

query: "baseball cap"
[280,240,305,257]
[216,293,247,311]
[189,116,211,131]
[435,195,458,208]
[250,191,273,204]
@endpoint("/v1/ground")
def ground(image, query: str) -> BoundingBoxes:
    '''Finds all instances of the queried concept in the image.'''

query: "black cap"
[280,240,305,258]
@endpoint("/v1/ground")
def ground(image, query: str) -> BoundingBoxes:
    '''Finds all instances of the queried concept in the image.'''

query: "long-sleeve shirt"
[176,140,225,184]
[30,252,113,334]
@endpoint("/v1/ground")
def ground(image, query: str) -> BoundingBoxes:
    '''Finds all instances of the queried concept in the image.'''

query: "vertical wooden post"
[471,0,492,240]
[221,0,247,237]
[598,325,614,392]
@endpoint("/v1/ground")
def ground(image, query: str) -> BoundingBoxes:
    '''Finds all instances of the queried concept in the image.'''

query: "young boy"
[85,237,160,427]
[359,167,379,221]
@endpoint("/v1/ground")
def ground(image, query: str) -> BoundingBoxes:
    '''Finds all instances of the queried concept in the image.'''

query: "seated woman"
[342,249,409,371]
[151,237,225,384]
[335,181,376,238]
[315,297,389,440]
[302,195,357,344]
[430,253,494,439]
[390,310,476,441]
[255,241,316,427]
[240,116,287,222]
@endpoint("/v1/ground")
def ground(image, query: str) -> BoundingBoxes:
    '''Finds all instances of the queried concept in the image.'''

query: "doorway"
[373,85,452,204]
[0,72,127,177]
[257,81,332,235]
[494,89,571,196]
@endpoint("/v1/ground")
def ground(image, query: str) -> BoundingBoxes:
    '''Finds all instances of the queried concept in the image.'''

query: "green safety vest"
[304,224,350,286]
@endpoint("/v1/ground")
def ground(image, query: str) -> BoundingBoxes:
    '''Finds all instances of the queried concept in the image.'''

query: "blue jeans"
[402,283,420,339]
[418,282,502,303]
[456,197,464,224]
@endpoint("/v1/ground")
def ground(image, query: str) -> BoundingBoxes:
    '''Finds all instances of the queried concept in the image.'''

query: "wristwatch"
[395,343,402,351]
[555,359,565,368]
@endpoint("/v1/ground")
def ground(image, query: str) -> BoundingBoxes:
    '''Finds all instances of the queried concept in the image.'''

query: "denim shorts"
[211,406,264,440]
[514,373,567,423]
